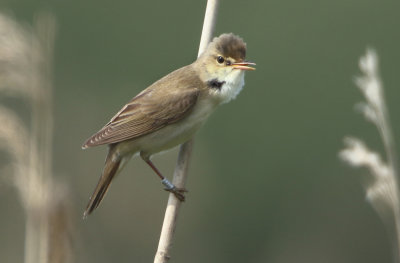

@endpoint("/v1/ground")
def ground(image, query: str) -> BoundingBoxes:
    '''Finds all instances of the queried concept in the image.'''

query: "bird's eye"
[217,56,225,64]
[226,60,231,66]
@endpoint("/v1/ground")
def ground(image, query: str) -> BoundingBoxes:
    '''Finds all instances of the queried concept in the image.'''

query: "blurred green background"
[1,0,400,262]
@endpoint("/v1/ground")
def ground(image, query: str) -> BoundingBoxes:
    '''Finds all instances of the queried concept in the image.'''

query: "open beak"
[232,61,256,71]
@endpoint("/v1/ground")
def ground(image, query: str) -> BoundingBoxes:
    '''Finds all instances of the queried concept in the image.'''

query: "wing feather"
[82,85,200,148]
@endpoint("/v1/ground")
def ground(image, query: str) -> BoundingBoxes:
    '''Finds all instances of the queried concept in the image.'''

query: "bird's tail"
[84,146,123,218]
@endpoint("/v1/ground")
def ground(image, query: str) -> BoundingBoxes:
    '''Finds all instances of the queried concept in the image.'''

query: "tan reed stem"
[153,0,219,262]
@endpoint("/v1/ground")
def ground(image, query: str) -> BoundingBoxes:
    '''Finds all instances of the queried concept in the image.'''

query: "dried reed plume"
[0,13,73,263]
[340,49,400,261]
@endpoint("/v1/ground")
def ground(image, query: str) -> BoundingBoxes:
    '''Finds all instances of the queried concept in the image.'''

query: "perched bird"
[82,33,255,217]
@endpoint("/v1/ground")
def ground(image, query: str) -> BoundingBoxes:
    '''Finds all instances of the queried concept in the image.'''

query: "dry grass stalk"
[0,12,73,263]
[340,49,400,261]
[153,0,219,262]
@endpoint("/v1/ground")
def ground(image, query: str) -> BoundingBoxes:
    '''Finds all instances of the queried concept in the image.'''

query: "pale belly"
[115,98,216,159]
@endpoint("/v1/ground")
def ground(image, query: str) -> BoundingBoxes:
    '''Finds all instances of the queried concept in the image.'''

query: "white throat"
[214,70,245,104]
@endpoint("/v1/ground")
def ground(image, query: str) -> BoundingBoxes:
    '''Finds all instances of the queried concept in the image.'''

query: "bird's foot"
[164,187,188,201]
[161,178,188,201]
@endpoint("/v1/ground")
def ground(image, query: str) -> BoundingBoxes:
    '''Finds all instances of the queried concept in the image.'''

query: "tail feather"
[84,149,121,218]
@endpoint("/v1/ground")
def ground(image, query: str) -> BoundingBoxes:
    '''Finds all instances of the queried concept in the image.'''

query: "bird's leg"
[141,155,187,201]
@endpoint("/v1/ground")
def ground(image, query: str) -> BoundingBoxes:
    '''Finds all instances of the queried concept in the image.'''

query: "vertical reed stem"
[153,1,219,262]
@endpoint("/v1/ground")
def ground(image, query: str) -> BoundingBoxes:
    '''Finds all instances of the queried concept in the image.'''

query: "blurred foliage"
[0,0,399,262]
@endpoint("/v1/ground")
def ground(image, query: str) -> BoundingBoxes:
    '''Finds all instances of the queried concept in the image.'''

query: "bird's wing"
[82,85,200,148]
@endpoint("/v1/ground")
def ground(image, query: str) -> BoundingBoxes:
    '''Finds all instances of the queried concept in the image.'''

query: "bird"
[82,33,255,217]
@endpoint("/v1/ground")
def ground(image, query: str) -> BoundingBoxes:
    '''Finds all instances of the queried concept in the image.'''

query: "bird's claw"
[164,187,188,201]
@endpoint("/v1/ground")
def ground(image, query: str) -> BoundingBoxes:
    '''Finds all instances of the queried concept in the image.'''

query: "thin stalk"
[153,1,219,262]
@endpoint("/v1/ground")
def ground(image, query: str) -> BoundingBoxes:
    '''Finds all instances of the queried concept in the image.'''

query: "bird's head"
[194,33,255,103]
[196,33,255,80]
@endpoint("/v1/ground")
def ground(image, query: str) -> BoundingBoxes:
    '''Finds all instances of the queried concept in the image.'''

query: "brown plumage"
[82,66,203,148]
[84,145,121,217]
[82,33,254,216]
[208,33,246,61]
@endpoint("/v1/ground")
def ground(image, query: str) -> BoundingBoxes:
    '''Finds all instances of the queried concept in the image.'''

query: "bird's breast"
[122,97,217,158]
